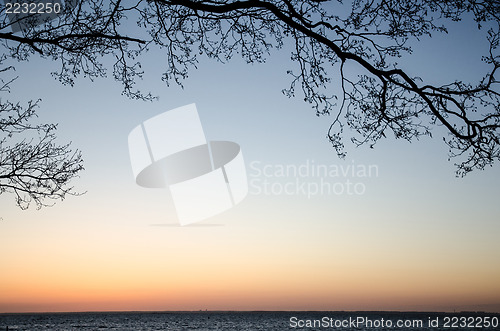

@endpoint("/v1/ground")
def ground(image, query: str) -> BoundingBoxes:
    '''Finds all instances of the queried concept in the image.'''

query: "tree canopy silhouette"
[0,0,499,208]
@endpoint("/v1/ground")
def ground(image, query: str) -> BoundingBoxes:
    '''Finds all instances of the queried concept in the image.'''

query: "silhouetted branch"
[0,67,84,209]
[0,0,498,175]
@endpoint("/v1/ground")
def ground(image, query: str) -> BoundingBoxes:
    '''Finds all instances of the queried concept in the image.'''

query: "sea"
[0,311,499,330]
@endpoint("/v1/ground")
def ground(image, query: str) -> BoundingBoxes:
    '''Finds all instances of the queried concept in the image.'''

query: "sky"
[0,4,499,313]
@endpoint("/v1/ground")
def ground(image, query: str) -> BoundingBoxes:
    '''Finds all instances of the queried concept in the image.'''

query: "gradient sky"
[0,7,499,313]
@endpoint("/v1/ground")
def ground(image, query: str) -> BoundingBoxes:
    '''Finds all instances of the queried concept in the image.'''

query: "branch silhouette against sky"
[0,0,499,208]
[0,66,83,209]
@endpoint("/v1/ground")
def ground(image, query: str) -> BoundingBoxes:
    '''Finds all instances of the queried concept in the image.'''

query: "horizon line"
[2,309,499,315]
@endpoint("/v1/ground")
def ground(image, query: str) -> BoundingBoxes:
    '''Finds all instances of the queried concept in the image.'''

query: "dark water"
[0,311,499,330]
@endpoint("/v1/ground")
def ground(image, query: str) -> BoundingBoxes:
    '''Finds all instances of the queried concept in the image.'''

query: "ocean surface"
[0,311,499,330]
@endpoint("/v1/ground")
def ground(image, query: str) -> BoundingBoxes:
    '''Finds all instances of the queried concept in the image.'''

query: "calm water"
[0,311,499,330]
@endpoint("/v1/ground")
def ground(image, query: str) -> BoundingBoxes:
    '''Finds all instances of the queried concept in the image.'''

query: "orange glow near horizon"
[2,222,500,313]
[1,125,500,315]
[2,203,500,314]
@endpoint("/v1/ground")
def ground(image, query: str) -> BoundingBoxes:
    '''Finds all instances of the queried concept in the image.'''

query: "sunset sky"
[1,7,499,313]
